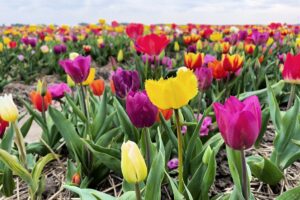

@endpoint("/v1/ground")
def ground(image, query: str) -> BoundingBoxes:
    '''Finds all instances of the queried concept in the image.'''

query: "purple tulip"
[252,30,269,45]
[28,38,37,47]
[187,45,196,53]
[48,83,71,100]
[162,57,173,69]
[167,158,179,170]
[213,96,262,150]
[194,67,213,91]
[111,68,140,98]
[196,114,212,136]
[59,55,91,83]
[53,44,67,55]
[204,54,216,65]
[238,30,248,41]
[126,91,158,128]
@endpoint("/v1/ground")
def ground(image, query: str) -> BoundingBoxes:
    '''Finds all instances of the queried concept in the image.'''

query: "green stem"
[143,128,151,168]
[197,91,203,117]
[175,109,184,193]
[287,84,296,110]
[135,183,142,200]
[79,84,89,139]
[241,149,248,200]
[12,122,27,167]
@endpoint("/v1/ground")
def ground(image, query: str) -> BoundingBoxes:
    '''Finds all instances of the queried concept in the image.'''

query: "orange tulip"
[183,35,192,45]
[110,79,116,94]
[184,52,204,70]
[208,60,228,79]
[90,79,105,96]
[222,54,243,72]
[221,42,230,54]
[30,91,52,112]
[245,44,255,54]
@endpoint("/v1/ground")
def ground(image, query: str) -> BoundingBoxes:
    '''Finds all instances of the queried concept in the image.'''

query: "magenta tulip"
[213,96,262,150]
[48,83,72,100]
[59,55,91,84]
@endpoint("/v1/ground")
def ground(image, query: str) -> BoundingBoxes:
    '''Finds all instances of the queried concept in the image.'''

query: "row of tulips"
[1,21,300,200]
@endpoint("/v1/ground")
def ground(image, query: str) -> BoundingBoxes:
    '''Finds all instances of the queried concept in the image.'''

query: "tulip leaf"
[64,185,115,200]
[20,116,34,138]
[113,98,137,142]
[1,166,15,197]
[159,112,178,149]
[91,89,107,139]
[32,153,57,186]
[276,185,300,200]
[21,99,47,130]
[165,171,185,200]
[65,93,87,123]
[0,149,33,187]
[118,191,136,200]
[247,155,283,185]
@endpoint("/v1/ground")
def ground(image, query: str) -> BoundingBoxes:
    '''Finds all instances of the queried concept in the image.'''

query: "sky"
[0,0,299,25]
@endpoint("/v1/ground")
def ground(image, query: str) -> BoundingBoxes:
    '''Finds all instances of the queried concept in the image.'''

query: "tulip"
[126,23,144,40]
[221,42,230,54]
[222,54,243,73]
[121,141,147,183]
[53,44,67,55]
[111,68,140,98]
[126,91,158,128]
[183,35,192,45]
[48,83,71,100]
[245,44,255,55]
[146,67,197,192]
[0,116,9,139]
[196,40,202,51]
[59,55,91,84]
[156,108,173,122]
[194,67,213,91]
[0,42,3,52]
[145,67,198,109]
[0,94,19,122]
[135,33,169,56]
[40,45,49,53]
[82,68,96,85]
[30,91,52,112]
[117,49,124,62]
[213,95,261,200]
[184,52,204,70]
[90,79,105,96]
[72,173,81,186]
[282,53,300,108]
[210,32,223,42]
[213,96,261,150]
[208,60,228,79]
[174,41,180,52]
[167,158,179,170]
[251,30,269,45]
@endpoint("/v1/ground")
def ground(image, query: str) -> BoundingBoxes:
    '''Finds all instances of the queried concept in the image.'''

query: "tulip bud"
[121,141,147,183]
[174,41,180,52]
[37,80,48,97]
[72,173,81,185]
[90,79,105,96]
[69,52,79,60]
[194,67,213,91]
[202,146,212,164]
[196,40,202,51]
[117,49,124,62]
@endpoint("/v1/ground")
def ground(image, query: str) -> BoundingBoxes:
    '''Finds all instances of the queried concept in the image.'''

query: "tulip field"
[1,21,300,200]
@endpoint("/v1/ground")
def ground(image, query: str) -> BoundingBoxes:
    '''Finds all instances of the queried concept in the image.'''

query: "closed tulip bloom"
[184,52,204,70]
[0,116,9,139]
[213,96,262,150]
[194,67,213,91]
[208,60,228,79]
[126,91,158,128]
[135,33,169,56]
[48,83,71,100]
[221,42,230,54]
[245,44,255,55]
[121,141,147,183]
[126,23,144,40]
[145,67,198,109]
[282,53,300,84]
[111,68,140,98]
[0,94,19,122]
[222,54,243,73]
[30,91,52,112]
[59,55,91,84]
[90,79,105,96]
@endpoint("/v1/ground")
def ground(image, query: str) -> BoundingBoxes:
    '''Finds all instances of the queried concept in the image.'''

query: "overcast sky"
[0,0,299,25]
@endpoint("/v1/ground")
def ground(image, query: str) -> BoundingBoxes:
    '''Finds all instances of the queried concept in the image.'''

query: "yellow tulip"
[0,42,3,52]
[0,94,19,122]
[174,41,180,52]
[3,37,11,45]
[121,141,147,183]
[145,67,198,109]
[117,49,124,62]
[67,75,75,87]
[210,32,223,42]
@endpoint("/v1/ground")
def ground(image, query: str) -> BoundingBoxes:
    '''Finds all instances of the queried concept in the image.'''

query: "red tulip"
[213,96,262,150]
[126,23,144,40]
[184,52,204,70]
[30,91,52,112]
[135,34,169,56]
[282,53,300,84]
[208,60,228,79]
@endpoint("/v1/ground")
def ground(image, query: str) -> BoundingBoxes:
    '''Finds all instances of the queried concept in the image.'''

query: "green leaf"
[91,89,107,138]
[21,100,47,129]
[32,153,56,186]
[65,93,87,123]
[247,155,283,185]
[113,98,137,141]
[276,185,300,200]
[1,167,15,197]
[0,149,33,186]
[64,185,115,200]
[118,191,136,200]
[165,171,184,200]
[159,112,178,149]
[20,116,34,138]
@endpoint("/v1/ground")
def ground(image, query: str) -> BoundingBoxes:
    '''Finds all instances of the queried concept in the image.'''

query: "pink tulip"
[213,96,262,150]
